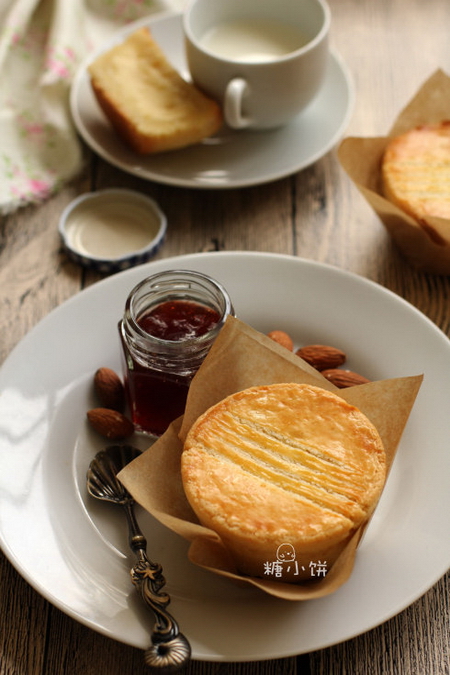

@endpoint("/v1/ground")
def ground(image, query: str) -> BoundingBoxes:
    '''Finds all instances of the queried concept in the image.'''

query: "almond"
[296,344,346,371]
[94,367,125,411]
[321,369,371,388]
[87,408,134,439]
[267,330,294,351]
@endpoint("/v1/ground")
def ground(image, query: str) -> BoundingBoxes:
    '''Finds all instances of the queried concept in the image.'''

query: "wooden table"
[1,0,449,673]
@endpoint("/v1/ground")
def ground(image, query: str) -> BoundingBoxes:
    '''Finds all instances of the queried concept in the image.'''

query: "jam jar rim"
[123,268,234,351]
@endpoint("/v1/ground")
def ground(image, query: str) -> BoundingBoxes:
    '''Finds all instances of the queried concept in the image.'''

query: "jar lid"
[59,188,167,273]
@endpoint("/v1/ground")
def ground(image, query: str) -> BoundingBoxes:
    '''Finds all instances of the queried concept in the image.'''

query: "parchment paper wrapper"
[338,69,450,275]
[119,317,423,600]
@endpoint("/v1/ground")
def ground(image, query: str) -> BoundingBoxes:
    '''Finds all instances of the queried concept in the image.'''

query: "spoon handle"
[124,502,191,672]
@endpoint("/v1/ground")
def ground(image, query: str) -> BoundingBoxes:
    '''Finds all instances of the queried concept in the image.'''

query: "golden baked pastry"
[88,28,223,154]
[181,383,386,582]
[381,121,450,224]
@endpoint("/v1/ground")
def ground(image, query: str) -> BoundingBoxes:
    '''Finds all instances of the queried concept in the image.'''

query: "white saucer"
[70,12,354,189]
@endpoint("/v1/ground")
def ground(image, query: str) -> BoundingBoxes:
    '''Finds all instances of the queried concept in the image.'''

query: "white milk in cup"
[183,0,331,129]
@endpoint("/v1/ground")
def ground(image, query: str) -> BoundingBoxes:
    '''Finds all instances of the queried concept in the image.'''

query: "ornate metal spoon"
[87,444,191,672]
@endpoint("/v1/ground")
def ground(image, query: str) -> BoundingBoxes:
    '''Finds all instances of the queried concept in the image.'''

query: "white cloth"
[0,0,184,213]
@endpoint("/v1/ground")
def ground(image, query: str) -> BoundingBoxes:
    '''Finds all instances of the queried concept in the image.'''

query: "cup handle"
[224,78,252,129]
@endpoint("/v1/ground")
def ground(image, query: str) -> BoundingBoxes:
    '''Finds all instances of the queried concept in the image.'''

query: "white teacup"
[183,0,331,130]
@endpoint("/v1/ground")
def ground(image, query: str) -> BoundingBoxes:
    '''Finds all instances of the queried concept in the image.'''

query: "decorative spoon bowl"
[87,444,191,673]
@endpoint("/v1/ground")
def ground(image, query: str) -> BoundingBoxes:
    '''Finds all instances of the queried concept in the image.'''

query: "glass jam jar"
[119,269,234,436]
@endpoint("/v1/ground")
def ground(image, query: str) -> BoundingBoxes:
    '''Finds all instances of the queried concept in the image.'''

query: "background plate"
[70,13,354,189]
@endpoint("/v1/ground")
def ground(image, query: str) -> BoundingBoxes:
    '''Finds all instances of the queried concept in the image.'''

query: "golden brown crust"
[381,121,450,225]
[181,383,386,582]
[88,27,223,154]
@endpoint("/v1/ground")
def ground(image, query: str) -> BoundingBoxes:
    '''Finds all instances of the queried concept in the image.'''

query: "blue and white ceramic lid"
[59,188,167,274]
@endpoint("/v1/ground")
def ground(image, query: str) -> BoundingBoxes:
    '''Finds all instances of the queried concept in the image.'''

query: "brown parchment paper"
[338,69,450,275]
[119,316,423,600]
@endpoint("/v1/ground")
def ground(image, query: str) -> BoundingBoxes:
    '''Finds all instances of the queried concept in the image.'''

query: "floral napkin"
[0,0,184,214]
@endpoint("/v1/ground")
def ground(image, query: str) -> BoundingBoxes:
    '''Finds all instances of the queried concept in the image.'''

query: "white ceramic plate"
[70,12,354,189]
[0,252,449,662]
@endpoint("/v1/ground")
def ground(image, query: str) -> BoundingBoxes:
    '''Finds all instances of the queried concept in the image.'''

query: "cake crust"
[381,121,450,225]
[181,383,386,582]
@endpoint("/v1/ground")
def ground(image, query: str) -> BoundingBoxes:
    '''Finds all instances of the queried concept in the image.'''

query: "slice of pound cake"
[88,27,223,154]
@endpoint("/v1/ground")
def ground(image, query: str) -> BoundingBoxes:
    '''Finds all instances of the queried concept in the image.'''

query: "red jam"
[138,300,220,340]
[123,300,220,436]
